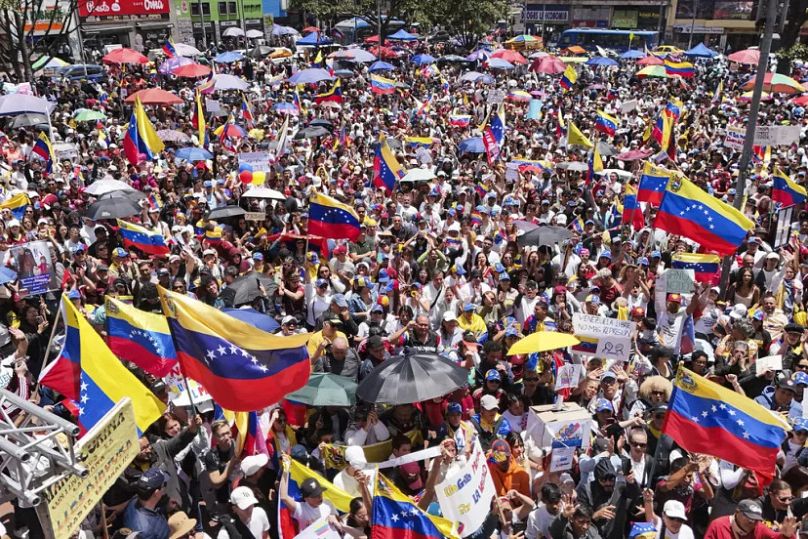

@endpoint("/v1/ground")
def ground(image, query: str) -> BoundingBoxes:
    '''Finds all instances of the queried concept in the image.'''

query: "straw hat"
[168,511,197,539]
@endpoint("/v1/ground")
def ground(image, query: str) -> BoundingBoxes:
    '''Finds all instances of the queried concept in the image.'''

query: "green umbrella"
[286,373,357,407]
[74,109,106,122]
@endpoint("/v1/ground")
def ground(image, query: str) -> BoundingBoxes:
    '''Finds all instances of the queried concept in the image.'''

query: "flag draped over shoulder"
[159,287,311,412]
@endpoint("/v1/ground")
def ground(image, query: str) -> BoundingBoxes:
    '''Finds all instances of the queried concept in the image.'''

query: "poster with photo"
[10,241,58,295]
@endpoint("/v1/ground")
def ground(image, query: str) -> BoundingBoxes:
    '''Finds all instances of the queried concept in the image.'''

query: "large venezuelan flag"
[373,134,406,192]
[481,103,505,164]
[308,192,362,241]
[671,253,721,285]
[594,110,618,137]
[772,168,807,207]
[654,175,754,255]
[664,59,695,78]
[118,219,170,256]
[663,368,789,485]
[370,75,397,95]
[371,474,458,539]
[159,287,311,412]
[106,296,177,377]
[0,193,30,220]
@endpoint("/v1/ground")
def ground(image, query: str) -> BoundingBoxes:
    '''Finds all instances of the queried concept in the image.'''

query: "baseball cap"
[400,461,424,490]
[281,315,297,325]
[447,402,462,415]
[230,486,259,509]
[332,294,348,308]
[480,394,499,411]
[795,372,808,386]
[599,250,612,259]
[252,252,264,261]
[344,445,368,468]
[299,477,326,498]
[594,398,614,413]
[485,369,502,382]
[67,289,81,300]
[601,371,617,381]
[442,311,457,323]
[463,303,475,312]
[667,293,682,304]
[202,248,216,257]
[794,417,808,433]
[737,499,763,521]
[778,378,797,393]
[315,278,329,288]
[240,453,269,477]
[136,468,166,492]
[663,500,687,521]
[371,304,384,314]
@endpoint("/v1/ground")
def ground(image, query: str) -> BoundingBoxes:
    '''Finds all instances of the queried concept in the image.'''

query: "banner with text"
[435,439,496,537]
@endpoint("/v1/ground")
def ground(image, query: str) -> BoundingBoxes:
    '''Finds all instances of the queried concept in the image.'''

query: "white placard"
[238,151,273,172]
[487,90,506,104]
[554,364,582,391]
[755,355,783,375]
[665,268,695,294]
[620,99,638,113]
[205,98,221,112]
[549,445,575,472]
[724,126,745,151]
[435,439,496,537]
[294,516,341,539]
[53,143,79,162]
[572,313,635,339]
[596,337,632,363]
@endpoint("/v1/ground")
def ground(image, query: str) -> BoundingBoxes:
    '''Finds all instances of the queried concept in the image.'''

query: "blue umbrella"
[587,56,619,67]
[334,69,355,78]
[685,43,718,59]
[620,49,646,60]
[297,32,332,46]
[274,102,298,114]
[369,60,395,72]
[0,267,17,285]
[288,67,334,85]
[459,137,485,154]
[222,308,280,332]
[411,54,436,66]
[388,29,418,41]
[466,49,490,62]
[214,51,245,63]
[175,147,213,162]
[487,58,514,70]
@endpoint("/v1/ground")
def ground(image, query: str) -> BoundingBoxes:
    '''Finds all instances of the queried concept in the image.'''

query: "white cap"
[230,486,259,509]
[480,394,499,411]
[663,499,687,520]
[554,214,568,226]
[766,251,780,260]
[447,222,461,233]
[442,311,457,323]
[241,453,269,477]
[203,249,217,257]
[344,445,367,468]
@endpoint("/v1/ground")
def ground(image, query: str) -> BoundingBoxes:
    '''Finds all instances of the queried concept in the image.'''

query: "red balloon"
[239,170,252,184]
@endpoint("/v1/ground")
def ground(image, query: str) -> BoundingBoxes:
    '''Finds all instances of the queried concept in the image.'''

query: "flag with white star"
[663,367,790,487]
[307,192,362,242]
[372,474,458,539]
[638,161,672,206]
[107,296,177,377]
[159,287,311,412]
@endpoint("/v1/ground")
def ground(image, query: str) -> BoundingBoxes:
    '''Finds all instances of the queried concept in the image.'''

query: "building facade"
[78,0,174,51]
[174,0,264,48]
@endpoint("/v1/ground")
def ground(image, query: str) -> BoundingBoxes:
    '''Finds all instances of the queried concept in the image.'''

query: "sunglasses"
[630,442,647,449]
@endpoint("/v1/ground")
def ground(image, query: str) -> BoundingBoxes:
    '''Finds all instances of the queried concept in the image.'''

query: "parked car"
[53,64,105,81]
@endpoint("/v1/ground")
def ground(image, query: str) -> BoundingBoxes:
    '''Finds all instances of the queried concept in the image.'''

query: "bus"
[557,29,659,52]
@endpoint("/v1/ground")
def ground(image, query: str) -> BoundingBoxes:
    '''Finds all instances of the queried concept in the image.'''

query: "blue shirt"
[122,498,169,539]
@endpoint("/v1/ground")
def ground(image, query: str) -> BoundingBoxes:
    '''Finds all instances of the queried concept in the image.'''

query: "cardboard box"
[526,402,593,451]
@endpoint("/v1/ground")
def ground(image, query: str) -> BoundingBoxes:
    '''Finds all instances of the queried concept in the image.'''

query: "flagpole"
[35,294,64,392]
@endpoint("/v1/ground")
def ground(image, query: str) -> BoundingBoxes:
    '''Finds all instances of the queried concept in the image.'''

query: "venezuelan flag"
[621,193,644,231]
[671,253,721,285]
[510,158,552,175]
[570,216,585,234]
[654,175,754,255]
[240,92,255,127]
[481,103,505,164]
[772,168,807,207]
[449,114,472,127]
[594,110,618,137]
[118,219,170,256]
[664,98,684,123]
[664,368,789,485]
[651,113,673,149]
[123,97,164,165]
[405,136,434,148]
[0,192,29,220]
[372,473,458,539]
[587,143,603,185]
[371,74,397,95]
[664,59,695,78]
[65,298,163,436]
[162,39,177,58]
[30,131,55,173]
[314,79,343,104]
[559,64,577,91]
[572,335,598,355]
[39,297,81,400]
[159,287,311,412]
[214,405,268,457]
[308,192,362,241]
[638,162,671,206]
[106,296,177,377]
[192,91,206,148]
[373,134,406,193]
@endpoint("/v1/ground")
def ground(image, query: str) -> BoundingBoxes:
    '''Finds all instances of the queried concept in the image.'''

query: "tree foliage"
[420,0,507,47]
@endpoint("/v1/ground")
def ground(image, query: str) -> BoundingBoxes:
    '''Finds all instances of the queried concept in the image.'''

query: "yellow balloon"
[251,170,266,185]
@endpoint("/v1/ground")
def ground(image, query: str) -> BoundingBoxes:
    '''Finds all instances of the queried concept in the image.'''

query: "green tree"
[421,0,507,47]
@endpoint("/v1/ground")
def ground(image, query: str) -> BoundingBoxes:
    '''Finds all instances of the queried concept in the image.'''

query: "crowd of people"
[0,23,806,539]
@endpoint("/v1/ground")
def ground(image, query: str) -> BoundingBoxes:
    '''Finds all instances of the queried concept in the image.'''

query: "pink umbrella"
[530,56,566,75]
[491,49,527,65]
[616,148,654,161]
[102,47,148,65]
[727,48,760,66]
[637,55,664,66]
[158,56,193,75]
[172,63,212,78]
[792,95,808,106]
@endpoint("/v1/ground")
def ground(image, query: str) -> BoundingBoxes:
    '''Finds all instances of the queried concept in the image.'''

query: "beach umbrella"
[491,49,527,65]
[562,45,587,55]
[73,109,106,122]
[212,73,250,91]
[159,55,193,74]
[335,17,369,30]
[214,51,245,63]
[508,332,579,355]
[11,113,49,128]
[636,65,670,78]
[466,49,490,62]
[369,60,395,72]
[620,49,646,60]
[85,178,133,196]
[616,148,654,161]
[401,168,435,182]
[738,91,773,102]
[530,56,566,74]
[85,193,141,220]
[369,46,398,59]
[742,72,806,94]
[207,205,246,220]
[334,69,355,78]
[124,88,183,105]
[287,373,357,407]
[174,43,203,57]
[388,29,418,41]
[529,51,549,59]
[345,49,376,63]
[172,63,212,78]
[250,45,273,58]
[308,118,333,129]
[459,71,485,82]
[505,35,540,49]
[727,48,760,65]
[102,47,148,65]
[294,126,329,139]
[587,56,618,67]
[0,94,55,116]
[175,147,213,162]
[459,137,485,154]
[791,95,808,106]
[242,186,285,200]
[684,43,718,58]
[156,130,191,143]
[357,353,469,405]
[637,55,664,66]
[225,271,277,305]
[221,308,279,332]
[411,53,436,66]
[222,27,245,37]
[555,161,589,172]
[269,47,293,59]
[288,68,334,85]
[302,26,320,33]
[516,225,572,248]
[487,58,514,70]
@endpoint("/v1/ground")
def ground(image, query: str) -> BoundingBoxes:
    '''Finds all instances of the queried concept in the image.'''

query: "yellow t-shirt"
[306,329,347,359]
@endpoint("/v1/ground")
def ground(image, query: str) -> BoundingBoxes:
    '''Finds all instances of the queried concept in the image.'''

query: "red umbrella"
[792,95,808,106]
[364,36,391,45]
[172,63,212,78]
[616,148,654,161]
[530,56,566,74]
[302,26,320,33]
[637,55,663,66]
[102,47,148,65]
[491,49,527,65]
[368,46,398,60]
[727,48,760,66]
[124,88,184,105]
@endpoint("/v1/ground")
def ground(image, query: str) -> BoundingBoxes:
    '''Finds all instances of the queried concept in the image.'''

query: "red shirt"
[703,516,786,539]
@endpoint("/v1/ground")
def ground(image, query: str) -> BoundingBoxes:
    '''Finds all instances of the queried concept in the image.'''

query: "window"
[218,1,228,14]
[229,1,237,13]
[190,2,210,15]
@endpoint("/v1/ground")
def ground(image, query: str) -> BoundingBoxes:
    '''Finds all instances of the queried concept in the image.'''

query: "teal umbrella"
[286,373,357,407]
[74,109,106,122]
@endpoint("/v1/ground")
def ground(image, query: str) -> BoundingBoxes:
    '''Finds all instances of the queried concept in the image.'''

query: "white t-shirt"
[654,516,695,539]
[217,507,270,539]
[292,500,336,530]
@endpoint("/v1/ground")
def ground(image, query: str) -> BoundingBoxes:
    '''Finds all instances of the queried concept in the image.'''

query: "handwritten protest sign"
[572,313,635,339]
[435,439,496,537]
[596,337,632,363]
[554,364,582,391]
[755,355,783,376]
[550,445,576,472]
[665,269,695,294]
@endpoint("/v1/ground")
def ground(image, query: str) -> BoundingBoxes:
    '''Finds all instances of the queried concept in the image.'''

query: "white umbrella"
[85,178,134,196]
[0,94,55,116]
[401,168,434,182]
[242,186,285,200]
[174,43,203,57]
[223,27,245,37]
[246,29,264,38]
[213,73,250,91]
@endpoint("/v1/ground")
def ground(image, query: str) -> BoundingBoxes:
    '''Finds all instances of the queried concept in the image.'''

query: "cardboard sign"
[665,268,695,294]
[755,355,783,375]
[596,337,632,363]
[53,143,79,162]
[238,151,272,172]
[487,90,506,104]
[435,439,496,537]
[724,126,745,150]
[205,98,221,112]
[245,211,267,221]
[554,363,582,391]
[572,313,635,339]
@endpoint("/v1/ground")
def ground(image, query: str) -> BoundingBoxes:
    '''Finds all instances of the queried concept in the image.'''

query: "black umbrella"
[294,126,330,139]
[308,118,333,130]
[250,45,273,58]
[101,190,146,202]
[516,225,572,248]
[356,353,469,405]
[225,271,278,306]
[208,205,246,220]
[85,193,141,220]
